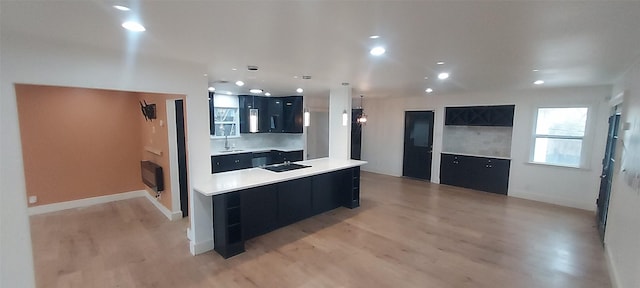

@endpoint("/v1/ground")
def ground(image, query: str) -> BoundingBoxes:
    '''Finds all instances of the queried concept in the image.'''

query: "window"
[211,107,239,138]
[532,107,588,168]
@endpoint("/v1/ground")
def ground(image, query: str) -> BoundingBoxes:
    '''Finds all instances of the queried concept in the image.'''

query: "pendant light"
[303,108,310,127]
[342,110,348,126]
[249,96,259,133]
[357,95,368,124]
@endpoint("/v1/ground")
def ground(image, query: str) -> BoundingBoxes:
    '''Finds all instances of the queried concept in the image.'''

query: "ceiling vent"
[247,65,259,71]
[302,75,312,80]
[341,82,350,86]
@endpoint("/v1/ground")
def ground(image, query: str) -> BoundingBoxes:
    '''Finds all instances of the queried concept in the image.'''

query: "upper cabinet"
[445,105,515,126]
[238,95,303,134]
[282,96,303,133]
[267,98,284,133]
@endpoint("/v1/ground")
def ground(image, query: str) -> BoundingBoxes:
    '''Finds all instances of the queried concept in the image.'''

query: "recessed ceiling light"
[424,76,429,80]
[226,91,232,95]
[425,88,433,93]
[438,72,450,80]
[532,69,539,72]
[232,68,237,71]
[369,35,380,39]
[122,21,145,32]
[235,80,245,86]
[293,76,298,79]
[296,88,304,93]
[370,46,386,56]
[437,61,445,65]
[113,5,130,11]
[264,92,271,96]
[208,87,215,92]
[534,80,544,85]
[249,89,263,94]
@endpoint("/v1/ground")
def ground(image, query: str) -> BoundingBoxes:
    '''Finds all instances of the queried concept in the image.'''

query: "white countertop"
[211,147,303,156]
[441,151,511,160]
[194,158,367,196]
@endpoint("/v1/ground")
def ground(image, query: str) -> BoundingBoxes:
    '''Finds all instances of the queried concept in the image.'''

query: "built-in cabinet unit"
[211,150,304,173]
[212,166,361,258]
[445,105,515,126]
[211,153,252,173]
[440,153,510,195]
[271,150,303,164]
[238,95,303,133]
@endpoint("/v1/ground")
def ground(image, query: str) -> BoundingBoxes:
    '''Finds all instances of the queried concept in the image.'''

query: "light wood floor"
[30,172,611,288]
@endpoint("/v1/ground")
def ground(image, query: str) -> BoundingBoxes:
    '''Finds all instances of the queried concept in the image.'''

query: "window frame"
[529,105,593,169]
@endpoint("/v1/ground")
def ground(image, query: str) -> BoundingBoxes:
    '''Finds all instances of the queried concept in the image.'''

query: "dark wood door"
[402,111,434,180]
[597,113,621,242]
[351,109,363,160]
[174,100,189,217]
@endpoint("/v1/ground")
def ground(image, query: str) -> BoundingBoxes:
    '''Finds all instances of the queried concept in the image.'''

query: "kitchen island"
[194,157,366,258]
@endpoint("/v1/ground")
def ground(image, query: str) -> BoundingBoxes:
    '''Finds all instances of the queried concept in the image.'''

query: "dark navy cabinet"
[440,153,510,195]
[212,166,361,258]
[445,105,514,126]
[211,153,252,173]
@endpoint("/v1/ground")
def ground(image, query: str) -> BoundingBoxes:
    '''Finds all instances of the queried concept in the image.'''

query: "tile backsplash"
[210,133,304,153]
[442,126,513,158]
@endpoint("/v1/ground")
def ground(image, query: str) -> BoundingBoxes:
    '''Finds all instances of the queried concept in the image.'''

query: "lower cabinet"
[211,153,252,173]
[212,167,360,258]
[270,150,303,164]
[278,177,312,226]
[440,153,510,195]
[241,184,278,240]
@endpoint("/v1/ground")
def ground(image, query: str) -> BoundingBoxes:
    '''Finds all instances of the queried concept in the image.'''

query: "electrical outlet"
[28,196,37,204]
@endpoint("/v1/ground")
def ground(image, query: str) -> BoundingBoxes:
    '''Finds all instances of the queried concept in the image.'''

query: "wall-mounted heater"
[141,161,164,192]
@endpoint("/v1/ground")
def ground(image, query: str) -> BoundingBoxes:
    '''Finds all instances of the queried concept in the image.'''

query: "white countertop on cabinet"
[194,158,367,196]
[211,147,303,156]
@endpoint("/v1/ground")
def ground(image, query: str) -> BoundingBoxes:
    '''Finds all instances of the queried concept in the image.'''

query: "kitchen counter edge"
[194,158,367,196]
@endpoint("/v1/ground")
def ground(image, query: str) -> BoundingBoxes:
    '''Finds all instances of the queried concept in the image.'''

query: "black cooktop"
[262,163,311,173]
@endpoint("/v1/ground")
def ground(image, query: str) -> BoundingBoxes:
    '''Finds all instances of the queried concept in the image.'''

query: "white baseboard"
[605,245,620,288]
[28,190,146,215]
[190,239,214,255]
[141,191,183,221]
[28,190,183,221]
[508,190,595,211]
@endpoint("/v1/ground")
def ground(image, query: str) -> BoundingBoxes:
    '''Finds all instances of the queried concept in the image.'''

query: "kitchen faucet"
[224,134,230,150]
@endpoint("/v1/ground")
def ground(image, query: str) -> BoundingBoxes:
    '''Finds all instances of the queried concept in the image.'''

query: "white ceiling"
[2,1,640,98]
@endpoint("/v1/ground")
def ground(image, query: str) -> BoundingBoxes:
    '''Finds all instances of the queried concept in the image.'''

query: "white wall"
[328,86,352,159]
[361,86,610,211]
[306,111,330,159]
[0,34,210,287]
[605,59,640,288]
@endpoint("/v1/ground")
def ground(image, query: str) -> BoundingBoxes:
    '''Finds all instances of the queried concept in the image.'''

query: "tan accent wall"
[16,84,144,206]
[137,93,186,211]
[16,84,186,213]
